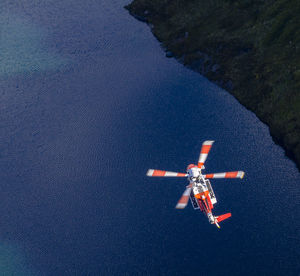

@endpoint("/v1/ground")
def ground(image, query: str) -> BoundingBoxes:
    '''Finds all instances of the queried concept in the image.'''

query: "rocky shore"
[126,0,300,170]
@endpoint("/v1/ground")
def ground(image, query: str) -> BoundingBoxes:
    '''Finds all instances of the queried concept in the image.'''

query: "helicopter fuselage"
[187,164,217,224]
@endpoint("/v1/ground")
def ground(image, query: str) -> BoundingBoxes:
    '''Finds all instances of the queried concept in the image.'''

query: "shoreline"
[125,0,300,171]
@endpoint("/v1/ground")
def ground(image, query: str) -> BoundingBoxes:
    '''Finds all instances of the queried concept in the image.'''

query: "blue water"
[1,1,299,275]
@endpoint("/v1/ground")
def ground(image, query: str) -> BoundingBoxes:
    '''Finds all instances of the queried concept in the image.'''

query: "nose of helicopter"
[186,164,197,171]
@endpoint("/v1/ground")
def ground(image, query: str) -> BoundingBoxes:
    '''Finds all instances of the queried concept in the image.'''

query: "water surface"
[1,0,299,275]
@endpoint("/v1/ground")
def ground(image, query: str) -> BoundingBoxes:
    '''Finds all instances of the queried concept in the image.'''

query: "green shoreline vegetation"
[125,0,300,170]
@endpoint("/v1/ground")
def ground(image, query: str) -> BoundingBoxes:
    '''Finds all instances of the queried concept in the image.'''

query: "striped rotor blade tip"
[204,171,245,179]
[146,169,187,177]
[198,140,214,168]
[175,187,192,209]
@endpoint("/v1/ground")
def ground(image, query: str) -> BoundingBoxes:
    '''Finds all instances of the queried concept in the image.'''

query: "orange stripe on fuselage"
[198,199,204,211]
[202,198,210,213]
[152,170,166,176]
[225,171,238,178]
[207,195,213,209]
[205,174,214,178]
[194,193,201,199]
[194,191,209,199]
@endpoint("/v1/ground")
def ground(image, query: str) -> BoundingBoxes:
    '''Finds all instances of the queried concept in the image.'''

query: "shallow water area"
[0,0,299,275]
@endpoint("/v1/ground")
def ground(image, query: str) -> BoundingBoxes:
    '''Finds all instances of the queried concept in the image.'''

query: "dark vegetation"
[126,0,300,170]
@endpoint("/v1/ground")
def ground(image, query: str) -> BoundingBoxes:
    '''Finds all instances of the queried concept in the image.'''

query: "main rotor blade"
[175,186,192,209]
[203,171,245,179]
[198,140,214,168]
[146,169,187,177]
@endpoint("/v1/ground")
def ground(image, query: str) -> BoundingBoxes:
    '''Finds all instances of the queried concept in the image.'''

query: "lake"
[0,0,299,275]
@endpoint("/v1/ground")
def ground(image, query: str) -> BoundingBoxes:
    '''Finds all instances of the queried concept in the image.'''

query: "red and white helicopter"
[146,141,245,228]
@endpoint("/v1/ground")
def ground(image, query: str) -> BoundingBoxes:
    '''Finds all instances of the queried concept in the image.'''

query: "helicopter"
[146,140,245,228]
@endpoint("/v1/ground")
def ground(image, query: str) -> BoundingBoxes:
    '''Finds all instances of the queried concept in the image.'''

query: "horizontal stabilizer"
[146,169,187,177]
[215,213,231,223]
